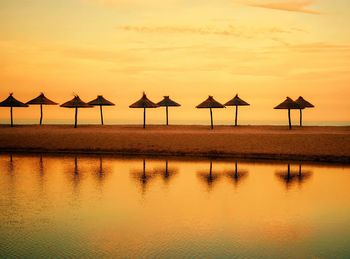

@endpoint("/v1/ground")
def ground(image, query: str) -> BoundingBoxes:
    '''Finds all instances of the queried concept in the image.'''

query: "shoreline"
[0,125,349,163]
[1,149,349,164]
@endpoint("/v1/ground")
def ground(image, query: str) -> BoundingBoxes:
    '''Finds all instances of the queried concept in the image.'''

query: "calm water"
[1,154,350,258]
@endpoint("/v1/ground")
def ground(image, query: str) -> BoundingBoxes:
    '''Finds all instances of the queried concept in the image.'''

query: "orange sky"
[0,0,349,125]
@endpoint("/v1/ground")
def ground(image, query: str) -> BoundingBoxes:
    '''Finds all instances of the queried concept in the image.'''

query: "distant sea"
[1,119,349,126]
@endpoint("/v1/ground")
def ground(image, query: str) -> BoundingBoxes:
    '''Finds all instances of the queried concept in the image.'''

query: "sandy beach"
[0,125,349,163]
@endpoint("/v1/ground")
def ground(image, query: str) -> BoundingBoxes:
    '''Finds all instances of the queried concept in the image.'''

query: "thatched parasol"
[26,93,57,125]
[129,92,158,128]
[196,96,225,129]
[157,96,181,126]
[88,95,115,125]
[295,96,314,127]
[274,97,300,130]
[0,93,28,127]
[225,94,250,126]
[60,95,92,128]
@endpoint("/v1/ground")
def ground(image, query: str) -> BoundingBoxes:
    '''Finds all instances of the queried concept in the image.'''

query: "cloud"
[271,41,350,52]
[59,47,141,63]
[80,0,177,8]
[242,0,320,15]
[115,24,302,38]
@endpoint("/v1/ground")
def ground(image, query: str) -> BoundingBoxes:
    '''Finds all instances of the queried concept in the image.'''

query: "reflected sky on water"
[0,154,350,258]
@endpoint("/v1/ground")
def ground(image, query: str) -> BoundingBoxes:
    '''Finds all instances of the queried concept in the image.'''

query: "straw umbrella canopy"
[60,95,92,128]
[88,95,115,125]
[274,97,300,130]
[129,92,158,128]
[225,94,250,126]
[295,96,314,127]
[157,96,181,126]
[196,96,225,129]
[0,93,28,127]
[26,93,57,125]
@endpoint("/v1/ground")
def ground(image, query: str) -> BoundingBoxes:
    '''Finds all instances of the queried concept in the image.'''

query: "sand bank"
[0,125,349,163]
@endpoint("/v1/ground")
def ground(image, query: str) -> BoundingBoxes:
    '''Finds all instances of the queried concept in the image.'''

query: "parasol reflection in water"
[0,154,349,258]
[153,160,179,184]
[130,159,156,195]
[224,160,249,187]
[275,163,313,189]
[196,160,222,191]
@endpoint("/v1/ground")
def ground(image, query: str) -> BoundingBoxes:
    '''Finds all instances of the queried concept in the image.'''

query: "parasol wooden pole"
[10,106,13,127]
[210,108,213,129]
[299,109,302,127]
[100,105,104,125]
[74,107,78,128]
[143,107,146,128]
[40,103,43,125]
[166,106,169,126]
[288,109,292,130]
[235,105,238,126]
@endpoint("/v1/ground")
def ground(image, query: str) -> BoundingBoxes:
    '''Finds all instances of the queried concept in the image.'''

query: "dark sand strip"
[0,125,349,163]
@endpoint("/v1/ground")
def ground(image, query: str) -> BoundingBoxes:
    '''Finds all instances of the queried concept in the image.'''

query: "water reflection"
[1,154,350,258]
[39,155,44,176]
[64,155,81,193]
[93,156,110,183]
[8,153,14,175]
[37,155,45,192]
[197,160,221,191]
[275,163,313,189]
[224,161,248,187]
[131,159,155,195]
[153,160,179,184]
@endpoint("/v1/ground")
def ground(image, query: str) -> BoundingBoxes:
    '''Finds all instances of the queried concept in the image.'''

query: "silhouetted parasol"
[129,92,158,128]
[0,93,28,127]
[157,96,181,126]
[225,94,250,126]
[60,95,92,128]
[295,96,314,127]
[274,97,300,130]
[88,95,115,125]
[196,96,225,129]
[26,93,57,125]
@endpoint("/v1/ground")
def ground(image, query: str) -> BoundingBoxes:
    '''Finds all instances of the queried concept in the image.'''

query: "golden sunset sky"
[0,0,349,125]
